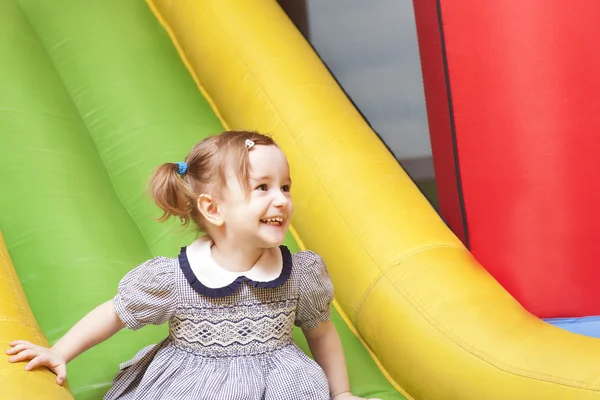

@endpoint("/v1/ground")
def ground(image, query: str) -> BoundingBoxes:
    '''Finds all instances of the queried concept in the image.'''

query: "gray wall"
[304,0,433,180]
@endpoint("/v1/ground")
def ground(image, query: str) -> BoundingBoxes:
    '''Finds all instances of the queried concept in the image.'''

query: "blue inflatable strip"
[544,315,600,338]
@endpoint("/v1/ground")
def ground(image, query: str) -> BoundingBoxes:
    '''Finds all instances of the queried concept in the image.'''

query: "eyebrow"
[250,175,292,183]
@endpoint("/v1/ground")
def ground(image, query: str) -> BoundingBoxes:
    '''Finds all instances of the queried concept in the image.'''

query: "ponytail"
[149,162,197,227]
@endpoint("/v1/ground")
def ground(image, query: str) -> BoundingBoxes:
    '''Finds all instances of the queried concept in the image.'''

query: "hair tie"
[245,139,255,149]
[176,162,187,175]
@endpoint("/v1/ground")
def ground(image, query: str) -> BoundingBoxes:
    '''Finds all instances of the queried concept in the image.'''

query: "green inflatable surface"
[0,0,406,399]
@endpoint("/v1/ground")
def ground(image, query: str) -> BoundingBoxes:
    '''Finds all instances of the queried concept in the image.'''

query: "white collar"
[184,236,283,289]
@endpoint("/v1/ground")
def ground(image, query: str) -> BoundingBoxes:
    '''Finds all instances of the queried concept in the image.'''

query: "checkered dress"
[103,246,334,400]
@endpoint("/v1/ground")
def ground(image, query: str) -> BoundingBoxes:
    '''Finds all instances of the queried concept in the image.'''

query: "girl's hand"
[6,340,67,385]
[333,392,382,400]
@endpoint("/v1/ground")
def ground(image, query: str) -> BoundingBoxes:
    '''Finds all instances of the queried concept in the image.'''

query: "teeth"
[261,217,284,225]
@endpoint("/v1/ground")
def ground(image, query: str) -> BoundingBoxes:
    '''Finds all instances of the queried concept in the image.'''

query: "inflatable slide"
[0,0,403,399]
[1,0,600,399]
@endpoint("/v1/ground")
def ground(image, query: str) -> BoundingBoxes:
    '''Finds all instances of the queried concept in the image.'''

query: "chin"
[260,237,286,248]
[256,224,289,247]
[257,233,287,248]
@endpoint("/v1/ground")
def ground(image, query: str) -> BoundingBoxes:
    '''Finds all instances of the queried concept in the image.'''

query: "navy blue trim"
[177,245,293,298]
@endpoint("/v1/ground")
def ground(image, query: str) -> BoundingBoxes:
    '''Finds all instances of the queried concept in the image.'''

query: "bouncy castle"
[1,1,600,399]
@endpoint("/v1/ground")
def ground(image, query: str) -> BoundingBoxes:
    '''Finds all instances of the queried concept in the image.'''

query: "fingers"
[9,340,30,346]
[7,349,37,363]
[8,340,33,347]
[6,342,68,385]
[6,342,36,355]
[55,364,67,386]
[25,355,48,371]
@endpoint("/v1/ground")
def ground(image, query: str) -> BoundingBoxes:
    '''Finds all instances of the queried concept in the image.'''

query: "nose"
[272,189,289,208]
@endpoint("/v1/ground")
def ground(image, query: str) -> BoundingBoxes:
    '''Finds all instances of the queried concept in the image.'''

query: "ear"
[197,194,224,227]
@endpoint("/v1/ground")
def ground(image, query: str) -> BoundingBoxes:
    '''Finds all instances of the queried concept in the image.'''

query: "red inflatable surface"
[414,0,600,318]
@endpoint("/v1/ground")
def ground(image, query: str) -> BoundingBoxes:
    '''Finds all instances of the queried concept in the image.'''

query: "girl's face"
[218,145,293,248]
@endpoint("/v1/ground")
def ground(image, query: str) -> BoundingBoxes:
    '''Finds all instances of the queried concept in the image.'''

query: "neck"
[207,234,265,273]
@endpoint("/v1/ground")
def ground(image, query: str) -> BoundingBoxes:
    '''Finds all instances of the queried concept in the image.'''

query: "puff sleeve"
[294,251,335,330]
[113,257,178,330]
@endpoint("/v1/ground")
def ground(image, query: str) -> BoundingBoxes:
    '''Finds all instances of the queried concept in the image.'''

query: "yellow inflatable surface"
[148,0,600,399]
[0,232,74,400]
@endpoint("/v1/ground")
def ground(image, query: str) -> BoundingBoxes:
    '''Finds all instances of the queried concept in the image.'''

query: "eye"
[282,185,291,192]
[256,184,268,191]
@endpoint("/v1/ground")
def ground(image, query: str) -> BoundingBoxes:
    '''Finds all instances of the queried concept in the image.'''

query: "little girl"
[7,131,380,400]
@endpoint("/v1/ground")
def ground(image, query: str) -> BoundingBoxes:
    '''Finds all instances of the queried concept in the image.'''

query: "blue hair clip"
[176,161,187,175]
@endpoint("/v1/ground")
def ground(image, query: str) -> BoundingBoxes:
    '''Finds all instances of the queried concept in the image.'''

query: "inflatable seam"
[383,245,600,391]
[354,243,463,324]
[0,243,42,347]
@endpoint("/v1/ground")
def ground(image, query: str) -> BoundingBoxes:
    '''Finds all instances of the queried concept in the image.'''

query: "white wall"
[304,0,433,179]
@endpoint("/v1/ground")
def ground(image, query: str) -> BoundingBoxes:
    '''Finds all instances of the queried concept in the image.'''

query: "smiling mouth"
[260,217,285,226]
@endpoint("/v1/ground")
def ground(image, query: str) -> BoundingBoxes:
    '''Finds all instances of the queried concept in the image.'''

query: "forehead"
[248,145,290,177]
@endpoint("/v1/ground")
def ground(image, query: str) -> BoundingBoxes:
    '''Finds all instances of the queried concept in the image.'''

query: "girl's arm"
[53,299,125,362]
[6,299,124,385]
[304,321,381,400]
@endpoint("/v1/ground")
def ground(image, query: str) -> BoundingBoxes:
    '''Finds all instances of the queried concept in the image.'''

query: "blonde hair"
[149,130,277,229]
